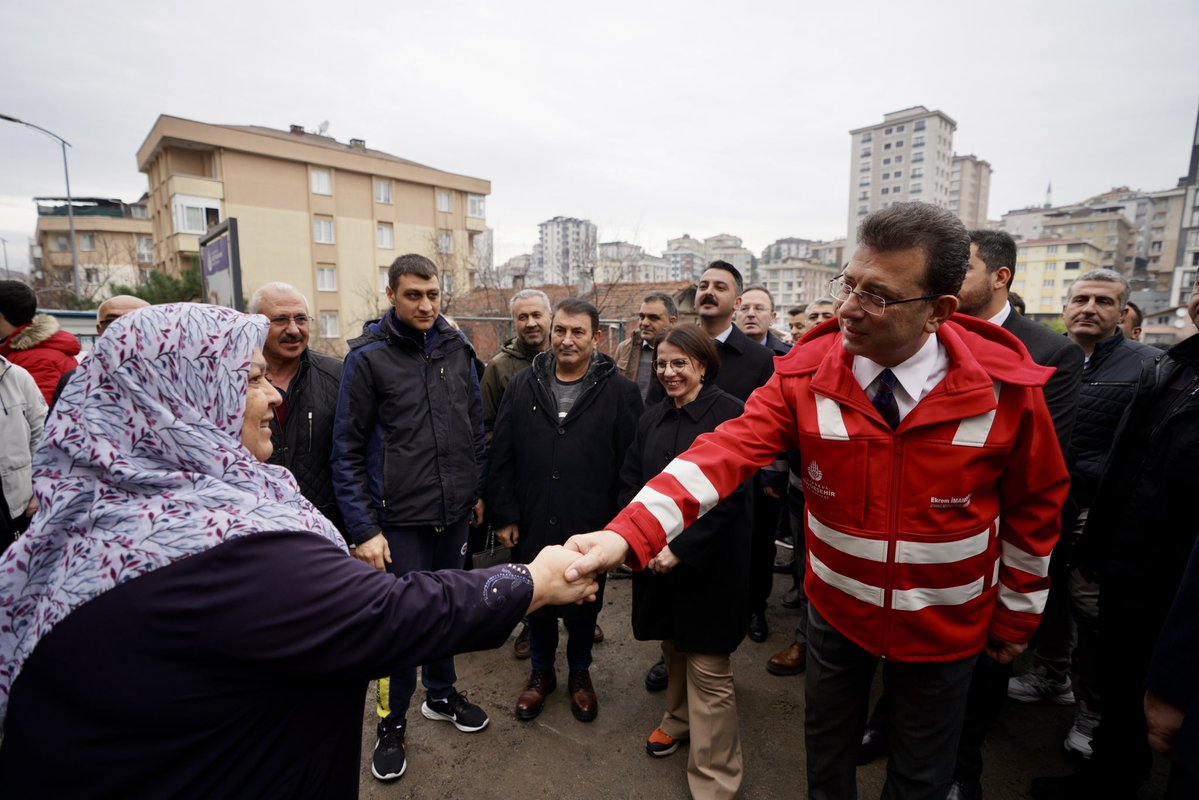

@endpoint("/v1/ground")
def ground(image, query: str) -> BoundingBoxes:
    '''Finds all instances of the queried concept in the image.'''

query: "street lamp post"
[0,113,81,299]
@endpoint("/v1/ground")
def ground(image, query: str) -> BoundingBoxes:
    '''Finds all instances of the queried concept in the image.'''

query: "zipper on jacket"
[307,411,313,454]
[881,437,904,658]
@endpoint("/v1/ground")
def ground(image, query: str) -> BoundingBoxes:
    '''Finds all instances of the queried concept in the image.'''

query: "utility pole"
[0,114,80,298]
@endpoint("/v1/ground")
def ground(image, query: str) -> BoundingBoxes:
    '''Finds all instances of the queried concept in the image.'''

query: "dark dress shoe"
[515,669,556,720]
[773,557,796,574]
[645,657,669,692]
[748,612,769,642]
[593,623,604,643]
[766,642,806,675]
[946,780,982,800]
[781,587,802,608]
[857,726,889,765]
[568,668,598,722]
[513,624,531,660]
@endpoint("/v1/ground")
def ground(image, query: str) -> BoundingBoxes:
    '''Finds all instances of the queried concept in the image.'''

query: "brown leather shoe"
[513,624,531,660]
[593,623,604,644]
[515,669,556,720]
[766,642,807,676]
[568,668,598,722]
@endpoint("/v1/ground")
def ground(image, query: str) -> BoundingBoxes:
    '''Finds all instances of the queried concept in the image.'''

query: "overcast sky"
[2,0,1196,275]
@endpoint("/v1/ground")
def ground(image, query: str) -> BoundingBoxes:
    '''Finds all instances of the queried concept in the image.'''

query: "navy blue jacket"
[333,312,485,543]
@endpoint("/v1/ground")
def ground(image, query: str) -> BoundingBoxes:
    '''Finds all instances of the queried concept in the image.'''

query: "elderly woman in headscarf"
[0,303,594,798]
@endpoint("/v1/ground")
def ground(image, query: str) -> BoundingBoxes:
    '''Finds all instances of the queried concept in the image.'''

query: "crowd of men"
[2,199,1196,799]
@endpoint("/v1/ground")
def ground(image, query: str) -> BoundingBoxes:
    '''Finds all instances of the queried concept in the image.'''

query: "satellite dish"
[317,120,329,136]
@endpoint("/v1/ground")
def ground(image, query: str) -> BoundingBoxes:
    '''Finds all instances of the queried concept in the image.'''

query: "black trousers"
[806,605,974,800]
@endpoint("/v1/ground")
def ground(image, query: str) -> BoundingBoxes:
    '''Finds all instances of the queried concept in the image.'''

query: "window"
[1046,244,1058,254]
[1067,243,1083,253]
[137,235,153,262]
[375,179,392,204]
[376,222,394,249]
[883,157,892,165]
[895,140,904,147]
[882,188,890,195]
[894,170,903,178]
[313,216,335,244]
[884,143,892,150]
[442,272,455,295]
[913,136,925,147]
[173,195,221,234]
[914,120,926,131]
[319,312,340,339]
[436,190,453,213]
[56,235,68,251]
[139,268,151,284]
[884,127,893,135]
[79,233,96,252]
[84,267,99,284]
[894,155,903,163]
[378,266,390,292]
[439,230,454,254]
[882,172,890,180]
[860,162,872,172]
[858,176,870,187]
[858,191,869,200]
[910,183,923,195]
[1045,262,1056,272]
[861,132,872,143]
[468,193,486,218]
[896,125,905,132]
[1065,261,1081,270]
[311,168,332,195]
[860,148,872,158]
[1043,279,1055,287]
[911,167,923,178]
[858,205,868,215]
[317,265,337,291]
[131,205,149,219]
[912,152,924,163]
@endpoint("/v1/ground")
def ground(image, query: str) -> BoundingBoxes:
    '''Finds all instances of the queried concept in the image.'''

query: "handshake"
[523,531,632,612]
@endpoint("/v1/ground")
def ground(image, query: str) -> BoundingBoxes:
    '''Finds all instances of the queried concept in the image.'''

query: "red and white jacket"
[607,315,1070,662]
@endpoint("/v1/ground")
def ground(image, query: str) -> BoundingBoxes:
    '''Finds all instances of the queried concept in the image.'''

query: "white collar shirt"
[852,333,948,423]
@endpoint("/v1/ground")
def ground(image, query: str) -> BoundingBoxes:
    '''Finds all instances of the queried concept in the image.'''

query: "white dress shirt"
[851,334,948,423]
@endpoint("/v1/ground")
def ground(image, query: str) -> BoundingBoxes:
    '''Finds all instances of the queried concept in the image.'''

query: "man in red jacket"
[0,281,80,405]
[565,202,1070,800]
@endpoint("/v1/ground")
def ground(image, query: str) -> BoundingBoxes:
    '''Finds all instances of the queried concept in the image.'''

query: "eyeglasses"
[653,357,692,373]
[828,276,938,317]
[268,314,311,327]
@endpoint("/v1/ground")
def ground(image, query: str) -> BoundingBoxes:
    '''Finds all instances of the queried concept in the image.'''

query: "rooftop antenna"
[317,120,329,136]
[1045,180,1053,209]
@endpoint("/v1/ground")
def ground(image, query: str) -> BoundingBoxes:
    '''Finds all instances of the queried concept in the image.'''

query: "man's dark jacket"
[332,313,485,544]
[486,350,642,562]
[1067,329,1158,508]
[268,349,344,536]
[481,336,540,441]
[1001,311,1084,455]
[648,323,776,405]
[762,329,791,358]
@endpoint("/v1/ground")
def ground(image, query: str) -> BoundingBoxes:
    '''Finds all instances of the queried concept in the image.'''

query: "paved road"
[357,569,1169,799]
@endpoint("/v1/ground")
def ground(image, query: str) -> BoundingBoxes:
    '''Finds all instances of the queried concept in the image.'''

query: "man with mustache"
[251,282,345,537]
[615,291,678,403]
[482,289,553,444]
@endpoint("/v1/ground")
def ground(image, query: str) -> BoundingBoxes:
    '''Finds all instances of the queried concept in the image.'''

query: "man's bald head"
[96,295,150,335]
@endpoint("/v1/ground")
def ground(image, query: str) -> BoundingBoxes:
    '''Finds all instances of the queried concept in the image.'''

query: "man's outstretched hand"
[563,530,631,581]
[527,545,601,611]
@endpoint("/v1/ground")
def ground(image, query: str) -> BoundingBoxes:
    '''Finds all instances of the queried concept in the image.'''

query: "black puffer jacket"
[268,349,344,536]
[1067,330,1158,507]
[333,313,485,543]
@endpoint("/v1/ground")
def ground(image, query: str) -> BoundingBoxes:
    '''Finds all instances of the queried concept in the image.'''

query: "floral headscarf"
[0,303,347,721]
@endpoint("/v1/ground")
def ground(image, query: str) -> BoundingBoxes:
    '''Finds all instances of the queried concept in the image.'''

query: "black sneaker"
[421,690,490,732]
[371,717,406,781]
[645,656,669,692]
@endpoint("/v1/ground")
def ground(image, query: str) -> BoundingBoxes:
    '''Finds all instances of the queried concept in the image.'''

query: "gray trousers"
[805,605,974,800]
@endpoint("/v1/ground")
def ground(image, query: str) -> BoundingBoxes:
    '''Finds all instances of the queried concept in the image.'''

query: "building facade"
[761,237,815,264]
[759,257,839,310]
[847,106,958,242]
[703,233,755,278]
[533,216,597,286]
[594,241,671,284]
[1011,238,1102,318]
[950,155,992,230]
[136,115,490,345]
[663,234,708,282]
[32,196,153,307]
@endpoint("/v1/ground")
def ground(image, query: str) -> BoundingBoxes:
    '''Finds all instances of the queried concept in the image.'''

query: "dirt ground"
[356,569,1170,799]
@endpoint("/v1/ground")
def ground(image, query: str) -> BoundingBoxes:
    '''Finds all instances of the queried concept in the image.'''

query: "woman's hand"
[527,545,600,611]
[648,546,680,575]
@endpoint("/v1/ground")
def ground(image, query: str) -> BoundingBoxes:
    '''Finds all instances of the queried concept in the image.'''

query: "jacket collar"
[661,381,727,422]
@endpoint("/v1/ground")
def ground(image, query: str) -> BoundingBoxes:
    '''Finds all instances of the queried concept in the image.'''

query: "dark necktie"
[872,368,901,430]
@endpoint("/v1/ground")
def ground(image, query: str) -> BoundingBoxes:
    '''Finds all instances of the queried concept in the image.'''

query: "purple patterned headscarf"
[0,303,347,721]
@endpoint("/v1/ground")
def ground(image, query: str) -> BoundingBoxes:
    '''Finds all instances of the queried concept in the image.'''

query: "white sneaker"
[1064,709,1099,759]
[1007,672,1076,705]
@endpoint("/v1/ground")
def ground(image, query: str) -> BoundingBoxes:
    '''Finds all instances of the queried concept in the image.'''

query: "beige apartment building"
[1040,208,1135,277]
[950,155,992,230]
[1011,238,1102,318]
[759,257,839,310]
[594,242,671,284]
[847,106,958,241]
[33,196,153,307]
[136,115,490,343]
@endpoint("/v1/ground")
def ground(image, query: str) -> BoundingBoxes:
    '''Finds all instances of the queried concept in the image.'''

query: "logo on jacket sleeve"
[807,461,823,482]
[930,492,973,509]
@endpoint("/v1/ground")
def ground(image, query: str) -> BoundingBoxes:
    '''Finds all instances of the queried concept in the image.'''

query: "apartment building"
[761,237,815,264]
[703,233,755,278]
[136,115,490,342]
[847,106,958,241]
[950,155,992,230]
[594,241,671,284]
[1040,207,1136,277]
[1011,238,1102,318]
[759,257,839,310]
[32,196,153,307]
[532,216,597,286]
[663,234,708,281]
